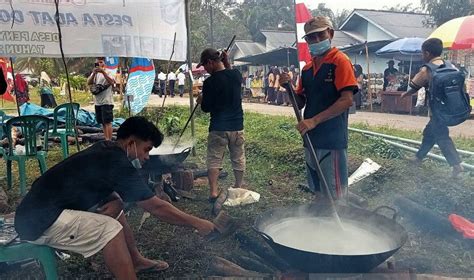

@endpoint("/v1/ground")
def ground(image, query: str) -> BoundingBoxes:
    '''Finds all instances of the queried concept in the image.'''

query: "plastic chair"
[0,115,49,195]
[48,103,80,159]
[0,242,58,280]
[0,110,5,139]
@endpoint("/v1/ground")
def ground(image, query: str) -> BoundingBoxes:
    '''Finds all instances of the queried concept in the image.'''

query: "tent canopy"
[235,47,298,66]
[375,37,425,61]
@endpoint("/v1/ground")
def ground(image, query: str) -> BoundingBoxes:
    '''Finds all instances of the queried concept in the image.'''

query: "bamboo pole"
[364,42,372,111]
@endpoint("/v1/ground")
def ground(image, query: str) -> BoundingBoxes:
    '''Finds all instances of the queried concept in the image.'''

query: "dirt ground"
[101,95,474,138]
[1,98,471,279]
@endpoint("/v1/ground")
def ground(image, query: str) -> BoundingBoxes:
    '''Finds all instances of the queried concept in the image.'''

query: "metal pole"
[9,58,21,116]
[185,0,196,156]
[382,139,474,171]
[287,48,290,67]
[283,82,344,228]
[349,127,474,157]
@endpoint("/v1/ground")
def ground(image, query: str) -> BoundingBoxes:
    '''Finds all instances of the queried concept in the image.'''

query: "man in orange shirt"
[281,16,358,200]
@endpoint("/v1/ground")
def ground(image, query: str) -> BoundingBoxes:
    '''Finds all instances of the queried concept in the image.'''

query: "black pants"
[169,80,175,96]
[159,81,165,97]
[416,118,461,166]
[40,94,57,108]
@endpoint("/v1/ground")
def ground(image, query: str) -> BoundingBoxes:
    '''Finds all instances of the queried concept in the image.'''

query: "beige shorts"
[207,130,246,171]
[29,209,123,258]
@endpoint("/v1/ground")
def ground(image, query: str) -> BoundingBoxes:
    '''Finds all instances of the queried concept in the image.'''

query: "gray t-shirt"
[90,72,114,105]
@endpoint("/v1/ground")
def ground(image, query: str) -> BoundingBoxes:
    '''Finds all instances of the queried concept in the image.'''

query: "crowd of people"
[240,65,299,106]
[153,68,187,98]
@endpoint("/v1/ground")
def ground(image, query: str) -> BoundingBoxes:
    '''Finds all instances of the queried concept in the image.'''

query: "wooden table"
[381,90,416,114]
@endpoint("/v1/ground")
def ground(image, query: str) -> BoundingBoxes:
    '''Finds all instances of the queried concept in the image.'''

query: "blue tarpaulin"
[19,103,124,128]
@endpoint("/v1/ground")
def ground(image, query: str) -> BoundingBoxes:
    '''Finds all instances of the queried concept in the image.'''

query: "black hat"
[197,48,220,67]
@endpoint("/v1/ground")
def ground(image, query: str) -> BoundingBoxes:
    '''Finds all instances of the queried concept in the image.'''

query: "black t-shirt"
[14,141,155,241]
[201,69,244,131]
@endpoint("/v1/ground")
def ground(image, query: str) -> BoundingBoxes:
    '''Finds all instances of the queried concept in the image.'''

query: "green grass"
[0,105,472,279]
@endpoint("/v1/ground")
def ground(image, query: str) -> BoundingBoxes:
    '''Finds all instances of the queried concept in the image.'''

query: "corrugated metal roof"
[232,41,266,58]
[341,9,434,39]
[260,30,296,50]
[333,31,363,48]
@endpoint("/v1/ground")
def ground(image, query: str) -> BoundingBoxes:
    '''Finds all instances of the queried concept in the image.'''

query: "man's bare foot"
[452,164,464,178]
[134,258,169,273]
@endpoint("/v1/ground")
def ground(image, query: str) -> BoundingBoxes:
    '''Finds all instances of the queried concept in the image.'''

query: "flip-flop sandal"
[136,260,169,274]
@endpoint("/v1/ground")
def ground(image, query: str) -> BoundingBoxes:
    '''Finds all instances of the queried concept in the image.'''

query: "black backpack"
[426,61,472,126]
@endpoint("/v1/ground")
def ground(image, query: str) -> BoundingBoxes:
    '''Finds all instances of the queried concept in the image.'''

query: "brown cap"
[197,48,220,67]
[303,16,333,38]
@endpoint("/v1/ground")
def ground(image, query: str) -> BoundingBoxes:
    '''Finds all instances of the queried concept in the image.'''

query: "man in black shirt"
[383,60,399,91]
[15,116,215,280]
[196,48,246,204]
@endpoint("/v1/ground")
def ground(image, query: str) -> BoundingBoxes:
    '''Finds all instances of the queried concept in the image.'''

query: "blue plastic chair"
[0,115,49,195]
[0,242,58,279]
[48,103,80,159]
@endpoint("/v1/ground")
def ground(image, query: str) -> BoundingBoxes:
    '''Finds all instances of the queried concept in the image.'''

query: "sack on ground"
[426,62,472,126]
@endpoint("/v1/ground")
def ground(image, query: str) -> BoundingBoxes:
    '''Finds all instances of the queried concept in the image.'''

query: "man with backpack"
[401,38,470,178]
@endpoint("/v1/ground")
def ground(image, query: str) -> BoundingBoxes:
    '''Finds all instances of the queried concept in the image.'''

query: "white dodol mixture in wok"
[265,217,397,255]
[149,144,190,155]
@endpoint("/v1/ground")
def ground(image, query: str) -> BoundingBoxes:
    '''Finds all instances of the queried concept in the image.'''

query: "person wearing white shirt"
[167,71,177,97]
[157,70,166,97]
[177,69,186,97]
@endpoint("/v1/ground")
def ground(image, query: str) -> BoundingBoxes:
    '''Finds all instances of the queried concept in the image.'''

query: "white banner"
[0,0,187,60]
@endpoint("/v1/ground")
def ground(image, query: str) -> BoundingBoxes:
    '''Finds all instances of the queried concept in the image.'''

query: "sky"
[306,0,422,14]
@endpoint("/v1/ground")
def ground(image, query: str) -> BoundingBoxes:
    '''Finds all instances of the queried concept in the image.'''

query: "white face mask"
[127,142,142,169]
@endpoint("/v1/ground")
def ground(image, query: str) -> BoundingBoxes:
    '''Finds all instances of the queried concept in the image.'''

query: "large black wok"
[142,146,191,174]
[254,203,407,273]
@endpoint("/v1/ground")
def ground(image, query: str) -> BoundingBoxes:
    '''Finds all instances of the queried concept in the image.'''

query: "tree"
[420,0,473,26]
[231,0,295,40]
[383,3,422,13]
[189,0,251,61]
[14,57,95,78]
[311,3,334,21]
[333,9,351,29]
[310,4,349,29]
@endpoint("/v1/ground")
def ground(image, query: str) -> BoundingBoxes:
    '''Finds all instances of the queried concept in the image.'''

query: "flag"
[0,57,15,102]
[104,57,119,76]
[295,0,313,69]
[125,58,155,114]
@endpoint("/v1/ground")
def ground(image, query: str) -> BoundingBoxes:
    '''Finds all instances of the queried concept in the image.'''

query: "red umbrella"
[428,15,474,50]
[178,63,207,75]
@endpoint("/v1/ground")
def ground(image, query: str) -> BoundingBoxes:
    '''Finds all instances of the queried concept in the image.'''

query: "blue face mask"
[127,142,142,169]
[309,39,331,57]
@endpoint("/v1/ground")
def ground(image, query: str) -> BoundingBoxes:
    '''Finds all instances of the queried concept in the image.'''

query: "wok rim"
[254,203,408,257]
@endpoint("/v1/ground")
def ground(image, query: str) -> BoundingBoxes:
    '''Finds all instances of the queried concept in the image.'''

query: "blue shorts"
[304,148,348,200]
